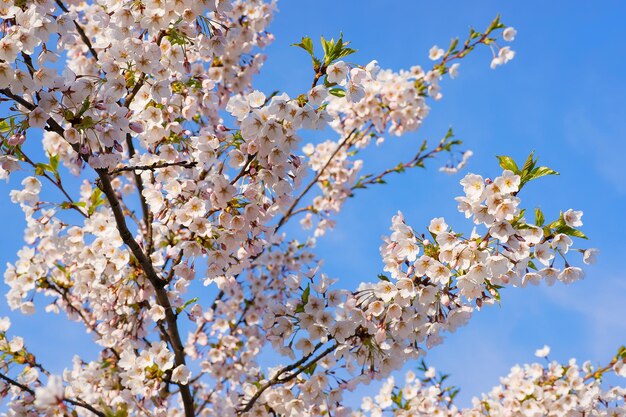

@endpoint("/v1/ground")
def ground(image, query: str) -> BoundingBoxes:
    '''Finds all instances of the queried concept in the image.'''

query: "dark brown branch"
[0,88,195,417]
[109,160,197,175]
[54,0,99,60]
[238,342,338,414]
[0,373,106,417]
[95,171,195,417]
[274,128,359,231]
[351,143,444,192]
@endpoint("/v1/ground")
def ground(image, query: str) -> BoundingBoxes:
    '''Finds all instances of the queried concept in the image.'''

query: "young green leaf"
[292,36,315,56]
[496,155,520,173]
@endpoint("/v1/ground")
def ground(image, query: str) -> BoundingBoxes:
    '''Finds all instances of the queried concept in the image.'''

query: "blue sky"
[1,0,626,409]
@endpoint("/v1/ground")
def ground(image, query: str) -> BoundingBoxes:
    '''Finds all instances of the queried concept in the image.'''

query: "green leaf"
[292,36,314,56]
[303,362,317,376]
[34,163,48,176]
[328,87,345,98]
[527,166,559,181]
[0,120,10,133]
[88,188,105,215]
[75,116,95,130]
[486,14,505,32]
[301,283,310,305]
[320,33,356,64]
[321,36,332,60]
[176,297,199,314]
[336,47,357,60]
[49,154,59,172]
[554,224,588,239]
[521,152,536,175]
[496,155,519,173]
[534,207,545,227]
[447,37,459,53]
[377,274,390,282]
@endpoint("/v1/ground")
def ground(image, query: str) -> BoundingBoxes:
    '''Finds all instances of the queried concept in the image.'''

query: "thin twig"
[109,160,197,175]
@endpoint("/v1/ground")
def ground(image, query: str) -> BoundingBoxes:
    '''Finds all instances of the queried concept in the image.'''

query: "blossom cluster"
[352,349,626,417]
[0,1,619,417]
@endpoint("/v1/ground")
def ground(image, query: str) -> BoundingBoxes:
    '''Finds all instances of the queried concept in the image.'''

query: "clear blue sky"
[1,0,626,408]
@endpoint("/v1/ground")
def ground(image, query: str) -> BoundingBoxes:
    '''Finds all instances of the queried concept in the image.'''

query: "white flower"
[490,221,515,243]
[428,217,448,235]
[614,360,626,378]
[558,267,584,284]
[396,238,419,262]
[449,63,460,79]
[308,85,328,106]
[345,81,365,103]
[534,243,554,266]
[247,90,266,108]
[551,233,573,253]
[535,345,551,358]
[171,365,191,385]
[491,46,516,69]
[563,209,583,228]
[34,375,65,410]
[367,300,385,317]
[457,264,486,300]
[503,27,517,42]
[28,107,48,129]
[326,61,348,84]
[583,248,599,265]
[0,316,10,332]
[494,170,521,194]
[375,281,398,303]
[460,173,485,202]
[429,46,445,60]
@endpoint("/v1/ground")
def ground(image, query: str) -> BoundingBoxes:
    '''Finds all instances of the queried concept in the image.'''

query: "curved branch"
[0,373,105,417]
[238,342,338,414]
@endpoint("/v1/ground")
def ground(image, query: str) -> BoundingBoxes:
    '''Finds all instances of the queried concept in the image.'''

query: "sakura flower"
[460,173,485,202]
[551,233,573,253]
[345,80,365,103]
[583,248,599,264]
[494,169,521,194]
[429,46,445,60]
[449,63,460,79]
[34,375,65,410]
[491,46,516,69]
[308,85,328,106]
[171,365,191,385]
[28,107,48,128]
[563,208,584,228]
[428,217,448,235]
[457,264,487,300]
[503,27,517,41]
[0,316,10,332]
[558,266,584,284]
[535,345,551,358]
[375,281,398,303]
[490,221,515,243]
[326,61,348,84]
[534,242,554,266]
[247,90,266,108]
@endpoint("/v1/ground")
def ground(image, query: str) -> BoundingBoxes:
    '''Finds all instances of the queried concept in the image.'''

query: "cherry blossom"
[0,3,618,417]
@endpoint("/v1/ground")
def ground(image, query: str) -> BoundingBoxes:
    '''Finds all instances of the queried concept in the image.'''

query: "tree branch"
[54,0,99,60]
[238,342,338,414]
[95,170,196,417]
[0,373,106,417]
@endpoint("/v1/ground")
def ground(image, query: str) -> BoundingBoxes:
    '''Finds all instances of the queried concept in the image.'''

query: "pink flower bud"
[129,122,144,133]
[7,133,25,146]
